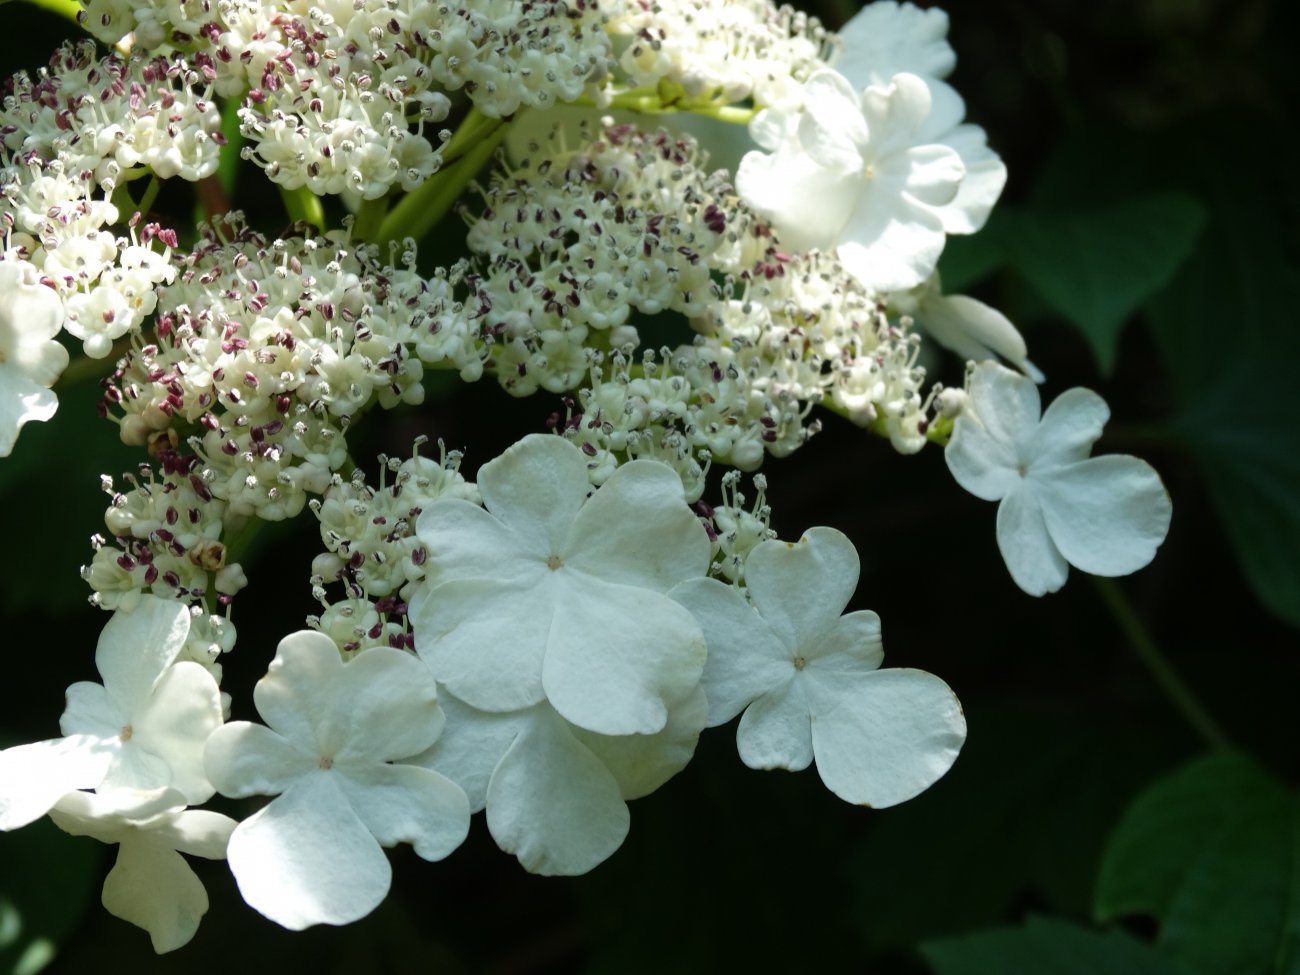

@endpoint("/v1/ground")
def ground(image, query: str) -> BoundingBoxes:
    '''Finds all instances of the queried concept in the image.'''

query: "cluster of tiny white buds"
[82,459,240,613]
[696,469,777,584]
[307,436,480,655]
[606,0,832,109]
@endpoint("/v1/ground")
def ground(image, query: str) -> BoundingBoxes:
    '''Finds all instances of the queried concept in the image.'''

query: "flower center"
[862,162,876,181]
[793,655,807,671]
[119,724,133,742]
[319,755,334,770]
[1017,464,1028,478]
[546,554,562,570]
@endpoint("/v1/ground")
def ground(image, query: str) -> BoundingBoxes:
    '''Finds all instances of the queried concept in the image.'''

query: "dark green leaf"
[1143,114,1300,630]
[1096,752,1300,975]
[996,193,1205,374]
[848,706,1177,953]
[921,916,1194,975]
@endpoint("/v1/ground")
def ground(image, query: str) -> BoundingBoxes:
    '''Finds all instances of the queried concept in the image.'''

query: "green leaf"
[848,705,1177,953]
[1096,752,1300,975]
[995,192,1205,374]
[920,916,1194,975]
[1143,114,1300,630]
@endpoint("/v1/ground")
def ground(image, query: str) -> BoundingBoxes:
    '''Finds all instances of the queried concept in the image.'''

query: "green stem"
[373,108,508,247]
[352,196,389,243]
[279,184,325,232]
[136,175,161,218]
[599,89,757,125]
[1093,576,1232,750]
[18,0,82,25]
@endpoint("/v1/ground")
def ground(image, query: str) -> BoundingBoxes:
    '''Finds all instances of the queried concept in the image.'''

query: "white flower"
[945,362,1173,595]
[0,259,69,456]
[49,787,236,953]
[0,596,222,831]
[670,528,966,808]
[736,70,965,293]
[413,685,707,876]
[410,434,711,737]
[834,1,956,86]
[61,596,223,803]
[831,4,1008,240]
[203,632,470,930]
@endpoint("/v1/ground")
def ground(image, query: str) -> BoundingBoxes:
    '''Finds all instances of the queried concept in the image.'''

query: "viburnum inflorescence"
[0,0,1173,955]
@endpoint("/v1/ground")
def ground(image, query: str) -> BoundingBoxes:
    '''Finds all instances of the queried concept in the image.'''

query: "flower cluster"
[0,0,1173,955]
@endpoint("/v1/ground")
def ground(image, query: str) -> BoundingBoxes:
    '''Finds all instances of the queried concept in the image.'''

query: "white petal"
[808,609,885,673]
[859,73,934,159]
[931,124,1006,234]
[1036,456,1173,577]
[542,580,706,736]
[835,197,948,293]
[565,458,711,591]
[0,377,57,457]
[415,497,546,588]
[328,646,442,765]
[879,143,964,209]
[408,690,525,811]
[156,809,237,860]
[736,679,813,772]
[807,668,966,807]
[996,483,1069,596]
[94,597,191,718]
[485,708,629,876]
[336,763,469,861]
[226,772,392,929]
[0,736,115,830]
[1028,386,1110,468]
[132,661,223,803]
[744,528,860,654]
[668,576,791,726]
[413,577,552,713]
[101,835,210,953]
[252,630,343,750]
[60,681,124,739]
[798,70,869,169]
[474,434,590,553]
[945,412,1021,501]
[574,684,708,800]
[833,3,955,88]
[204,722,315,798]
[972,360,1040,437]
[736,147,860,252]
[920,293,1035,378]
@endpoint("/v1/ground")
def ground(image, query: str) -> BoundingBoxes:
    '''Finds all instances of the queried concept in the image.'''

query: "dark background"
[2,1,1297,971]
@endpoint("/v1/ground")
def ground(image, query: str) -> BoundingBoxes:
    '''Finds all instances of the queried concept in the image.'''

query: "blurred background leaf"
[1096,752,1300,975]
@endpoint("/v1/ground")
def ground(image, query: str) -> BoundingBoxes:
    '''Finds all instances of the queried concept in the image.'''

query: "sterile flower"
[61,596,223,803]
[49,787,236,953]
[203,631,470,930]
[670,527,966,807]
[0,596,221,831]
[945,362,1173,595]
[0,259,69,456]
[413,685,707,875]
[410,434,711,737]
[736,70,965,293]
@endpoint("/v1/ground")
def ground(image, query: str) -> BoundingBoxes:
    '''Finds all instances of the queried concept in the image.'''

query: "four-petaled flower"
[945,361,1172,595]
[410,434,712,737]
[204,631,471,930]
[671,527,967,808]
